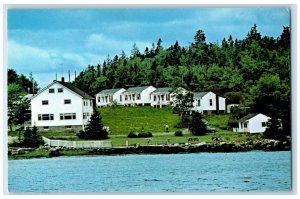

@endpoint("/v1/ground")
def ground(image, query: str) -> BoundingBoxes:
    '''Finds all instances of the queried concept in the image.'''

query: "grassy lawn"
[99,106,182,135]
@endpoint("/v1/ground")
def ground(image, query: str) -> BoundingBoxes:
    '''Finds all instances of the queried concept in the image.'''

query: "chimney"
[62,77,65,82]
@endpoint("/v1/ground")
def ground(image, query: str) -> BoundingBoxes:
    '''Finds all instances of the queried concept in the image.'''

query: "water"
[8,151,291,193]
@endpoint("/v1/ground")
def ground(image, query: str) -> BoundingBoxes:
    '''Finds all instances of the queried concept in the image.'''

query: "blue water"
[8,151,291,193]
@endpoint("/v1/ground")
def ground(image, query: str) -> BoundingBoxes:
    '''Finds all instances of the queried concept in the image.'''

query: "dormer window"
[49,89,54,93]
[58,88,63,93]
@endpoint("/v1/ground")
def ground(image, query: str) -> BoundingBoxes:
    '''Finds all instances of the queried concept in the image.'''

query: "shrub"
[21,126,44,148]
[128,131,138,138]
[138,131,153,138]
[174,131,183,136]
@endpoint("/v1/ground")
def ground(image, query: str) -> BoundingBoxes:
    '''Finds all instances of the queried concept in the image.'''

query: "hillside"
[99,106,181,135]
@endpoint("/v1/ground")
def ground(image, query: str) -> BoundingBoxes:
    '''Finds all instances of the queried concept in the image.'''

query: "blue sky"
[7,8,290,88]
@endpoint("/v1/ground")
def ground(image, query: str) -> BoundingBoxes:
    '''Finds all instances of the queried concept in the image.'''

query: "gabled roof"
[96,88,124,95]
[31,80,93,100]
[125,86,152,93]
[152,87,172,93]
[193,92,209,98]
[238,113,259,122]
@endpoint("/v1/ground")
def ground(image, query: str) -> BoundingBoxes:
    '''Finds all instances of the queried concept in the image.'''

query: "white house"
[191,91,226,114]
[31,78,94,132]
[95,88,126,107]
[150,87,173,108]
[233,113,271,134]
[122,86,156,106]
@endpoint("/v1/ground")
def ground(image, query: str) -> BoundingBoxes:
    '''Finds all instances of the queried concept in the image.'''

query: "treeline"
[73,25,290,134]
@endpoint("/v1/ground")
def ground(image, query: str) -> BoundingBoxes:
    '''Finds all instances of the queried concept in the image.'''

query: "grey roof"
[31,80,93,100]
[152,87,172,93]
[238,113,259,122]
[97,88,123,95]
[193,92,209,98]
[126,86,151,93]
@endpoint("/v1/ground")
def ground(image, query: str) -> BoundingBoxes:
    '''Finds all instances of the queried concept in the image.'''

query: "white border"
[1,1,299,199]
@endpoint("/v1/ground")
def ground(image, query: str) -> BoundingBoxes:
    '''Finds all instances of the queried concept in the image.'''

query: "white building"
[191,91,226,114]
[31,78,94,132]
[150,87,172,108]
[122,86,156,106]
[95,88,126,107]
[233,113,271,134]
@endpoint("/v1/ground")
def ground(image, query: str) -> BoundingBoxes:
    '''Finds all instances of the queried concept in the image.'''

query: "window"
[65,126,72,129]
[43,126,49,130]
[64,99,71,104]
[166,94,170,101]
[262,122,267,127]
[209,99,213,106]
[60,113,76,120]
[49,89,54,93]
[125,95,128,100]
[137,93,141,100]
[98,97,100,102]
[244,123,248,128]
[154,96,157,101]
[42,100,48,105]
[83,113,87,119]
[161,95,164,101]
[58,88,63,93]
[197,100,201,106]
[90,100,93,106]
[120,95,122,102]
[38,114,54,121]
[109,96,113,102]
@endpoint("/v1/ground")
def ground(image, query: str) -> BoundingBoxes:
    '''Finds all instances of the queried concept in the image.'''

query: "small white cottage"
[122,86,156,106]
[95,88,126,107]
[191,91,226,114]
[233,113,271,134]
[150,87,173,108]
[31,78,94,132]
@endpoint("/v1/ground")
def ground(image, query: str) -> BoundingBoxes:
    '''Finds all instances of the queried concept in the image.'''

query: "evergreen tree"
[189,112,207,136]
[22,126,44,148]
[77,108,108,140]
[264,118,285,140]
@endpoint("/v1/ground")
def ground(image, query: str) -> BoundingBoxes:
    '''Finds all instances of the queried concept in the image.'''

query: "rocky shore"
[8,139,291,158]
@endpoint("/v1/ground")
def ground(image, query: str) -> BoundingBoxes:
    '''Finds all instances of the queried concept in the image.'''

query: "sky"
[7,7,290,88]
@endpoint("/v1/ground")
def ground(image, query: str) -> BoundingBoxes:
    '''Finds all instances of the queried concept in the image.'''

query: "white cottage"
[150,87,172,108]
[233,113,271,134]
[95,88,126,107]
[191,91,226,114]
[123,86,156,106]
[31,78,94,132]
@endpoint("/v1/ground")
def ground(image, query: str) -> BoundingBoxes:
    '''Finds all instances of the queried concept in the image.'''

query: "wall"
[248,114,271,133]
[42,137,112,148]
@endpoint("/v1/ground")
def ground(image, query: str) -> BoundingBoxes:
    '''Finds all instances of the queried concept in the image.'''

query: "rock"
[48,148,61,157]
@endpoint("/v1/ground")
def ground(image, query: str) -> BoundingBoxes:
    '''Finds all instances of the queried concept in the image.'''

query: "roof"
[125,86,152,93]
[97,88,124,95]
[152,87,172,93]
[193,92,209,98]
[238,113,259,122]
[31,80,93,100]
[57,81,93,99]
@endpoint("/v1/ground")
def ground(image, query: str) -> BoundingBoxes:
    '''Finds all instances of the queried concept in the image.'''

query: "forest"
[72,24,291,135]
[8,24,291,136]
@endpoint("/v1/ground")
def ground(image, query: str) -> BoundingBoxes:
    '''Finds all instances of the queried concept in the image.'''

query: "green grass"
[204,114,231,130]
[99,106,182,135]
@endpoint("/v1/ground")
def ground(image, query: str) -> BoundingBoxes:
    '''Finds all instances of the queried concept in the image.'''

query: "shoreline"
[8,139,291,160]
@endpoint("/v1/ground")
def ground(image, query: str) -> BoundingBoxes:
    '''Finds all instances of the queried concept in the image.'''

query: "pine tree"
[78,108,108,140]
[22,126,44,148]
[189,112,207,136]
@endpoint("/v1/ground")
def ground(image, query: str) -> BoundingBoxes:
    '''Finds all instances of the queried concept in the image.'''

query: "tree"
[22,126,44,148]
[77,108,108,140]
[189,112,207,136]
[264,118,285,141]
[8,83,30,131]
[171,88,194,127]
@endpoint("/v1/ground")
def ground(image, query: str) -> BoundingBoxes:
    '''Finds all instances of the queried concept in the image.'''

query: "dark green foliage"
[77,108,108,140]
[264,118,286,141]
[174,131,183,136]
[138,132,153,138]
[21,126,44,148]
[189,112,207,136]
[128,131,138,138]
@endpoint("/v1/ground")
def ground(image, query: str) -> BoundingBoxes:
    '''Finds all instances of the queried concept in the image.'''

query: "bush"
[21,126,44,148]
[138,131,153,138]
[128,131,138,138]
[174,131,183,136]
